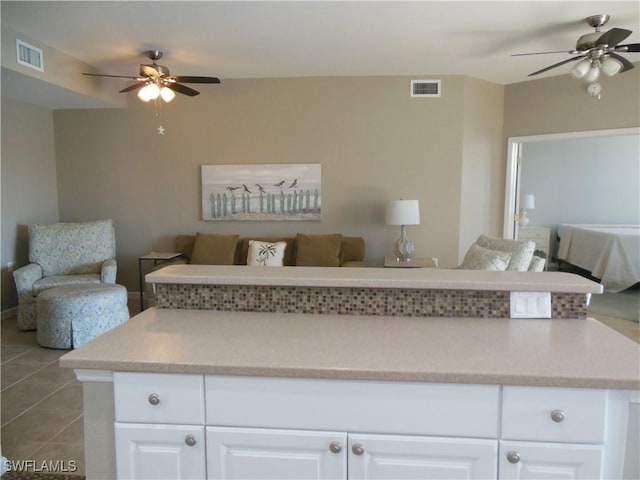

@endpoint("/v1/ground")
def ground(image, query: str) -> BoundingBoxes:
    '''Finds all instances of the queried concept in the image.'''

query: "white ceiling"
[2,1,639,105]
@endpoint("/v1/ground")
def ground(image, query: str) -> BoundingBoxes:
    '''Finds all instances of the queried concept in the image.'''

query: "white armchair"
[13,219,117,330]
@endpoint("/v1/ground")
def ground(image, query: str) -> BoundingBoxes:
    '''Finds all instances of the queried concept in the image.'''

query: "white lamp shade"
[571,59,590,79]
[160,86,176,102]
[601,57,622,76]
[386,199,420,225]
[583,65,600,83]
[522,194,535,210]
[138,83,160,102]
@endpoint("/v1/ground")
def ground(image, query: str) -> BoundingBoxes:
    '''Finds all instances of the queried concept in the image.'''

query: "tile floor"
[1,298,638,478]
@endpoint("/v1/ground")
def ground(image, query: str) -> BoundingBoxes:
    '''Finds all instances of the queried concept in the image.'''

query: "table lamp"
[519,194,535,227]
[386,199,420,261]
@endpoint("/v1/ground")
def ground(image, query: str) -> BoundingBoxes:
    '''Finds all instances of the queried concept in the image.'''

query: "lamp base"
[393,225,414,262]
[519,209,530,228]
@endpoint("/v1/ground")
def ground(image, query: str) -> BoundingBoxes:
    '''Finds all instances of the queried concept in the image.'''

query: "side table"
[138,252,182,311]
[383,257,438,268]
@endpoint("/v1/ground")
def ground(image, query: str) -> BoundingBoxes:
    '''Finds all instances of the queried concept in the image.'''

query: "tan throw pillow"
[459,243,512,271]
[295,233,343,267]
[247,240,287,267]
[189,233,239,265]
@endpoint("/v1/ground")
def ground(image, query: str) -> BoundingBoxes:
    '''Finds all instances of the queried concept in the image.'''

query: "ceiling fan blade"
[141,65,162,78]
[596,28,632,47]
[608,53,635,73]
[511,50,572,56]
[166,83,200,96]
[83,73,140,80]
[615,43,640,52]
[119,82,146,93]
[173,76,221,84]
[528,55,585,76]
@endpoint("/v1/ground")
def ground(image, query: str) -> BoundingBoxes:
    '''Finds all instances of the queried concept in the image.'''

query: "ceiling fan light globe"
[583,65,601,83]
[601,57,622,76]
[571,59,591,79]
[160,86,176,103]
[137,85,153,102]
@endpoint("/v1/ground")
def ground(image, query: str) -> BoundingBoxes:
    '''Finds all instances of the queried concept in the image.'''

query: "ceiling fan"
[513,14,639,96]
[83,50,221,102]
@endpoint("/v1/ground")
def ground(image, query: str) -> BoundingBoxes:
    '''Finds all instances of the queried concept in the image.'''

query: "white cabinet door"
[348,433,497,480]
[115,423,206,480]
[206,426,347,480]
[499,441,604,479]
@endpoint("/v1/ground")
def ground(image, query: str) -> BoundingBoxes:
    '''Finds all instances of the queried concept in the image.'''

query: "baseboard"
[1,306,18,320]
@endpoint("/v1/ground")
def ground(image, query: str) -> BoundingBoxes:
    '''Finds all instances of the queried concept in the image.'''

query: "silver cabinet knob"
[551,409,565,422]
[329,442,342,454]
[507,451,520,464]
[148,393,160,405]
[185,434,197,447]
[352,443,365,456]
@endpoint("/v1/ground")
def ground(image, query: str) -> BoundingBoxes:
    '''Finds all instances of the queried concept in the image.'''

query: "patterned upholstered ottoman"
[36,284,129,349]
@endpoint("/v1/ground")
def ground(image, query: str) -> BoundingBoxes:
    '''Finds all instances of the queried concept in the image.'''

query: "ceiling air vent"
[16,39,44,72]
[411,80,441,98]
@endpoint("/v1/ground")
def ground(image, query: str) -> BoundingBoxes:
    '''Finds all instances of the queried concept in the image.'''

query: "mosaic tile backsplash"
[154,284,588,319]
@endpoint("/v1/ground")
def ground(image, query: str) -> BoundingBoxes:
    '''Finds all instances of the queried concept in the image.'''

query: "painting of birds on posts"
[201,163,321,221]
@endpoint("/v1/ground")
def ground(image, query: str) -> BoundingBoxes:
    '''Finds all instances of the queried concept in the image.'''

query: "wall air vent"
[16,39,44,72]
[411,80,441,98]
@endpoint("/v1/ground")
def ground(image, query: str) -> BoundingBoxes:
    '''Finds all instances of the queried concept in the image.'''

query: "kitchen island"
[60,268,639,479]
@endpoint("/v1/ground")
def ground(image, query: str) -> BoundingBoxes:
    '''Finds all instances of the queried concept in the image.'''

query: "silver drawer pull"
[148,393,160,406]
[507,451,520,464]
[550,409,565,422]
[185,435,197,447]
[329,442,342,454]
[352,443,364,456]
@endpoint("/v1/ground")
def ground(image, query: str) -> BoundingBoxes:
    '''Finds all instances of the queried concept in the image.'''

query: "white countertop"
[60,308,639,390]
[146,265,603,294]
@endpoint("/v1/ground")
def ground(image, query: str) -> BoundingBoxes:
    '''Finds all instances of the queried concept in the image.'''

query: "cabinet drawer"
[206,376,500,438]
[501,386,607,443]
[114,372,204,424]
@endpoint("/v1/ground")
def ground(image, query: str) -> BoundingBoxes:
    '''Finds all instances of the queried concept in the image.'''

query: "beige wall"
[3,68,637,308]
[52,75,502,292]
[504,65,640,137]
[1,96,59,309]
[459,77,505,258]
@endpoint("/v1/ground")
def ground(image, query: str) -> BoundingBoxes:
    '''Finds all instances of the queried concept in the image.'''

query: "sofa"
[167,233,366,267]
[459,234,545,272]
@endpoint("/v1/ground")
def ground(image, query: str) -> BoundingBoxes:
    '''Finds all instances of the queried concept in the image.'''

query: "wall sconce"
[519,194,535,227]
[386,199,420,261]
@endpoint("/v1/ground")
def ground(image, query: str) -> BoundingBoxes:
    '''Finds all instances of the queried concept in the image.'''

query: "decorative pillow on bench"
[247,240,287,267]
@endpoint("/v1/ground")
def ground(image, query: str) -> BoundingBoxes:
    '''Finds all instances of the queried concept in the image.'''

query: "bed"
[557,224,640,293]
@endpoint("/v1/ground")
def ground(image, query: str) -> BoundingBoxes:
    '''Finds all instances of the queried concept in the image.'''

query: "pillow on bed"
[247,240,287,267]
[459,244,512,271]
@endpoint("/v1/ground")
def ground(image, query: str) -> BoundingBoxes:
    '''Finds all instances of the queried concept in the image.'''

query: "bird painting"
[256,184,267,194]
[225,186,240,192]
[288,179,298,189]
[242,184,252,194]
[274,180,285,188]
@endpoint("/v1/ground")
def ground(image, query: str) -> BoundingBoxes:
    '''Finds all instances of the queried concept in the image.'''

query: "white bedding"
[557,224,640,293]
